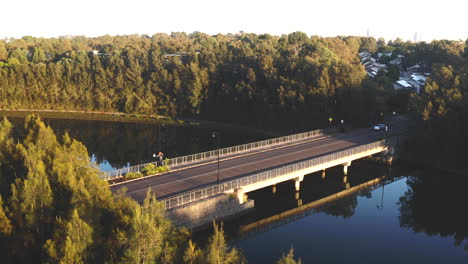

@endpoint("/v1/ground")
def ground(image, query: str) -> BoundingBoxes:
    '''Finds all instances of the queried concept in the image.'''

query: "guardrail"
[161,138,395,210]
[103,125,342,180]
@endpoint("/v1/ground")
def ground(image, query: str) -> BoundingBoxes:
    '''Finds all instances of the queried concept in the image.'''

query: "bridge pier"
[236,188,248,204]
[342,161,352,175]
[272,184,277,194]
[295,192,302,206]
[322,169,326,179]
[294,175,304,191]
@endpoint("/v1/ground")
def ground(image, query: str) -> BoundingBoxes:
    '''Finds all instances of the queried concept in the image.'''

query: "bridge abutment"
[166,193,254,230]
[236,188,248,204]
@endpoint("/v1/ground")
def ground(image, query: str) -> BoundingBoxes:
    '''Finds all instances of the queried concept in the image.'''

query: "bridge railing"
[103,126,341,180]
[161,138,395,210]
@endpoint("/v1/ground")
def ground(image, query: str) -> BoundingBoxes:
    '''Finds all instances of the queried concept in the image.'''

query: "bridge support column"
[322,169,326,179]
[342,161,352,175]
[294,175,304,191]
[295,192,302,206]
[272,184,277,194]
[236,188,247,204]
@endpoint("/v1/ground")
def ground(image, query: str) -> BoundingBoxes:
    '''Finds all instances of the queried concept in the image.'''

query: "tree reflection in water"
[315,194,358,218]
[398,174,468,250]
[7,117,267,169]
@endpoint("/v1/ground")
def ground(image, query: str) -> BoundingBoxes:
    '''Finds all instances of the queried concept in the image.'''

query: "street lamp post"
[212,131,220,184]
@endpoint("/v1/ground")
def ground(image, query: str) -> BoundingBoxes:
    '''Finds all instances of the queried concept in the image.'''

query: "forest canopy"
[0,33,399,130]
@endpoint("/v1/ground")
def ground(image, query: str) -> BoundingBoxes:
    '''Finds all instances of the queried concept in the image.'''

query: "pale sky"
[2,0,467,42]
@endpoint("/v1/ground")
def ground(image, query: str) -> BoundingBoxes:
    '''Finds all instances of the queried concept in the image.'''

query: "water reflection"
[192,162,468,263]
[7,117,267,171]
[398,173,468,250]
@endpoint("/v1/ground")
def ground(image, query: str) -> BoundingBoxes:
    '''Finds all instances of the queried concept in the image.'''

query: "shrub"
[142,164,158,176]
[125,171,143,180]
[228,193,236,200]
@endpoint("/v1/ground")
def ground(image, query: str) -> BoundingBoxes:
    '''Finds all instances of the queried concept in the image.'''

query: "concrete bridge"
[110,121,404,228]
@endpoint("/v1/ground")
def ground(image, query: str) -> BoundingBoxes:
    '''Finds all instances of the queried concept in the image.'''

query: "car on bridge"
[372,124,388,131]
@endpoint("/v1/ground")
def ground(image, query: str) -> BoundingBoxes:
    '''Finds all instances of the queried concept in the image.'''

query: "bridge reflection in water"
[236,166,403,238]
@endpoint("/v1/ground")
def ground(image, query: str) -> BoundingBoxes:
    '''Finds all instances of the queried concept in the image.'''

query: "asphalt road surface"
[111,118,408,203]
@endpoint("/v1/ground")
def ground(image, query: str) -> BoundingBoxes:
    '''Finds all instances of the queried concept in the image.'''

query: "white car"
[373,124,387,131]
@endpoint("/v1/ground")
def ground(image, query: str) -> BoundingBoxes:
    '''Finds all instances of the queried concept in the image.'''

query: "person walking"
[158,152,164,166]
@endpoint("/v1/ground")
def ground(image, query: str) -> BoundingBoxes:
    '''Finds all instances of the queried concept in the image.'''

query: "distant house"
[359,51,371,58]
[390,58,401,65]
[393,73,427,94]
[394,79,413,90]
[363,61,374,68]
[377,51,392,58]
[411,73,426,84]
[368,70,379,78]
[359,50,387,78]
[389,54,405,65]
[91,50,99,56]
[406,64,422,73]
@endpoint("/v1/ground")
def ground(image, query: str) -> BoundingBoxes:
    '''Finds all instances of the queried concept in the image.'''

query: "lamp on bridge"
[212,131,220,185]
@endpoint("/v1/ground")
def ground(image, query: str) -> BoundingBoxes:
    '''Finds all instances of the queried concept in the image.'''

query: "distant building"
[359,50,387,78]
[393,73,428,94]
[389,55,405,65]
[406,64,422,73]
[411,73,426,84]
[359,51,371,58]
[377,52,392,58]
[394,79,413,90]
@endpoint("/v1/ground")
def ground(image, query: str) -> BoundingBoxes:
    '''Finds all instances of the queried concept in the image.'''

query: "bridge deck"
[110,120,406,203]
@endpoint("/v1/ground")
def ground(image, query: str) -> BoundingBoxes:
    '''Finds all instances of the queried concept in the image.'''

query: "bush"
[157,166,166,173]
[142,164,158,176]
[125,171,143,180]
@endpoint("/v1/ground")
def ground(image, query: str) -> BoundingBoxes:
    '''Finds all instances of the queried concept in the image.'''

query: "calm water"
[7,117,268,171]
[7,116,468,263]
[195,162,468,264]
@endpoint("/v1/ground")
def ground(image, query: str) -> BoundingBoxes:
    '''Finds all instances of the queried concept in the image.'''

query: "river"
[6,116,468,263]
[7,117,269,172]
[196,162,468,264]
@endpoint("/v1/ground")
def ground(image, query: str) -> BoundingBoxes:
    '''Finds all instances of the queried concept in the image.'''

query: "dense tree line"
[0,33,393,130]
[405,39,468,169]
[0,116,232,263]
[0,115,305,263]
[359,36,468,168]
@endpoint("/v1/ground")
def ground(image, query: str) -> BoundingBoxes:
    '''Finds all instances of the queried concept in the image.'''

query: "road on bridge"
[110,118,408,203]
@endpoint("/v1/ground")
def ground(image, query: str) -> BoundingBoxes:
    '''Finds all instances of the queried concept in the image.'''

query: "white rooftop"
[411,74,426,82]
[397,79,412,88]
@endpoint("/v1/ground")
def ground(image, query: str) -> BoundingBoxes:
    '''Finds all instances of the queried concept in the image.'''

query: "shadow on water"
[193,160,393,242]
[6,117,268,170]
[398,172,468,250]
[193,161,468,263]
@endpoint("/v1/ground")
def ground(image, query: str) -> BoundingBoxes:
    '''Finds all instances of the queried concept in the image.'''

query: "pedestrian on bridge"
[158,152,164,166]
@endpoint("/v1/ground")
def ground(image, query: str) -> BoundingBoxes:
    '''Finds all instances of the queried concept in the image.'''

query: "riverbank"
[0,109,281,137]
